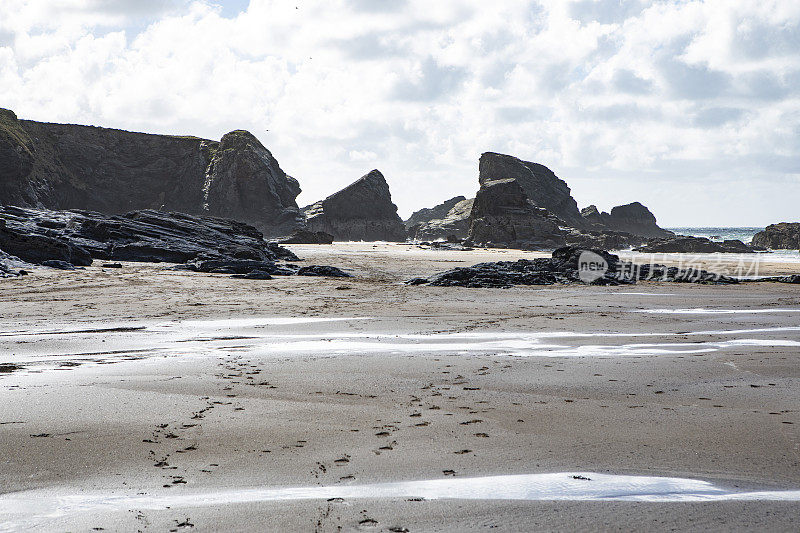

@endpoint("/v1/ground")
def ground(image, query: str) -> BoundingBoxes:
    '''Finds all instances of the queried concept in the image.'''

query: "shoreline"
[2,243,800,531]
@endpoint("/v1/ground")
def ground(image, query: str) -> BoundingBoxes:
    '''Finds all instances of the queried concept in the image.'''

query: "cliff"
[0,108,302,237]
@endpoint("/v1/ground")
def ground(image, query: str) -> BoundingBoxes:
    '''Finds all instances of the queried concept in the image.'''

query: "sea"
[665,227,763,244]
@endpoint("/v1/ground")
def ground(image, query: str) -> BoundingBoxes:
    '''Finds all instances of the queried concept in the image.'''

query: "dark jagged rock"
[0,108,303,237]
[277,229,334,245]
[752,223,800,250]
[0,218,92,266]
[407,246,739,288]
[177,259,349,278]
[41,260,80,270]
[408,198,474,241]
[0,249,31,277]
[636,236,753,253]
[203,130,304,237]
[0,205,298,266]
[479,152,585,228]
[406,196,466,230]
[467,178,565,249]
[176,259,294,275]
[231,270,273,280]
[417,241,474,251]
[297,265,351,277]
[563,228,645,250]
[303,170,406,242]
[581,202,673,238]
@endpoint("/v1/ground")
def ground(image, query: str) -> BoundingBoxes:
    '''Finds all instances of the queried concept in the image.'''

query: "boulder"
[296,265,351,277]
[478,152,585,228]
[581,202,673,238]
[752,223,800,249]
[303,170,406,241]
[408,198,474,241]
[466,178,565,249]
[0,108,303,237]
[636,236,753,253]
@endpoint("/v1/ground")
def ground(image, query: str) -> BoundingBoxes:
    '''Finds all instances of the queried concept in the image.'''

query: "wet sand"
[1,243,800,531]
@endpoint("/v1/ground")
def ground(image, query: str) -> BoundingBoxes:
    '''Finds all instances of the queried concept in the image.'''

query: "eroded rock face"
[405,196,466,230]
[581,202,672,238]
[752,223,800,250]
[0,205,297,266]
[0,109,302,237]
[408,197,474,241]
[277,229,334,245]
[203,130,303,237]
[478,152,585,228]
[467,178,565,249]
[303,169,406,241]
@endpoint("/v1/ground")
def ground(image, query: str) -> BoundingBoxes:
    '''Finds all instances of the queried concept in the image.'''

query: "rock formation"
[0,205,297,266]
[581,203,673,238]
[303,170,406,241]
[407,246,739,288]
[277,229,334,245]
[478,152,585,228]
[636,236,753,253]
[0,108,303,237]
[463,152,673,251]
[407,197,474,241]
[752,223,800,249]
[466,178,565,249]
[405,196,465,230]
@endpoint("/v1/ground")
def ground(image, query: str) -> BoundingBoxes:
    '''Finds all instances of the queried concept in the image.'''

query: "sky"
[1,0,798,226]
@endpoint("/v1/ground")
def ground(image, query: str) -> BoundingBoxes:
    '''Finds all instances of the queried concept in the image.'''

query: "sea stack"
[406,196,474,241]
[303,170,406,242]
[478,152,585,228]
[581,202,673,238]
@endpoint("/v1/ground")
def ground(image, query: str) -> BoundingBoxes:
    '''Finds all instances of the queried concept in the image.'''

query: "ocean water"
[665,227,763,244]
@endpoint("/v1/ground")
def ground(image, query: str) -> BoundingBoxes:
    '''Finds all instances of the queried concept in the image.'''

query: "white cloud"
[1,0,798,226]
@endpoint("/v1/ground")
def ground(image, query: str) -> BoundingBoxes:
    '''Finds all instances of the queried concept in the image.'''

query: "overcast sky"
[1,1,798,226]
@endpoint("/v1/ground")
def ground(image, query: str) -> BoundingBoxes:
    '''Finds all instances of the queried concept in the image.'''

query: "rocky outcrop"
[752,223,800,249]
[277,229,334,245]
[408,198,474,241]
[563,228,645,250]
[407,246,739,288]
[581,202,672,238]
[0,205,298,266]
[0,108,303,237]
[635,236,753,253]
[405,196,466,230]
[466,178,565,249]
[303,170,406,241]
[0,249,31,278]
[478,152,585,228]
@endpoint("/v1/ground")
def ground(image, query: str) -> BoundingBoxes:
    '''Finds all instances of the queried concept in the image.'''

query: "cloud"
[692,107,745,128]
[391,56,467,101]
[0,0,798,225]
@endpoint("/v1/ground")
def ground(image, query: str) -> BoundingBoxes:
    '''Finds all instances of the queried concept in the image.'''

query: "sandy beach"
[2,243,800,531]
